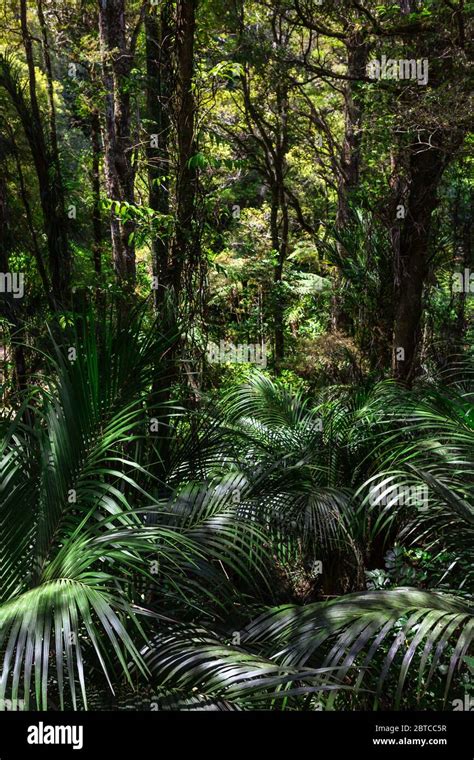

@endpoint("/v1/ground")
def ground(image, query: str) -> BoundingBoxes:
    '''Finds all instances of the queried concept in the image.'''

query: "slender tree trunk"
[90,109,103,276]
[336,34,369,229]
[271,164,289,366]
[0,170,9,280]
[17,0,69,303]
[454,210,472,340]
[145,2,176,480]
[37,0,64,204]
[446,188,472,357]
[145,3,173,309]
[170,0,198,298]
[98,0,136,284]
[332,33,369,334]
[0,167,28,396]
[274,75,290,367]
[270,186,283,364]
[7,125,51,303]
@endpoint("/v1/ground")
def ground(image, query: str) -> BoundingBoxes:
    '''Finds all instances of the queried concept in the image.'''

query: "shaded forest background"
[0,0,473,712]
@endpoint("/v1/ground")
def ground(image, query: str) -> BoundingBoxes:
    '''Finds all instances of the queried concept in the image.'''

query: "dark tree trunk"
[392,132,464,383]
[145,3,173,309]
[0,170,9,279]
[170,0,198,298]
[271,160,289,367]
[442,186,472,362]
[274,76,290,367]
[336,33,370,230]
[399,0,416,13]
[98,0,136,284]
[90,109,103,276]
[453,192,472,342]
[0,164,28,397]
[7,125,52,304]
[37,0,65,212]
[15,0,70,303]
[270,187,284,364]
[332,33,370,334]
[145,2,176,480]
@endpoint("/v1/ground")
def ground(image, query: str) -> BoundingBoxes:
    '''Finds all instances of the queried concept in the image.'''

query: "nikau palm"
[0,309,276,709]
[0,311,472,710]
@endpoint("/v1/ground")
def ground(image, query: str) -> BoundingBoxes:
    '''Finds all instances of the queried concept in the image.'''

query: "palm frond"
[243,589,474,709]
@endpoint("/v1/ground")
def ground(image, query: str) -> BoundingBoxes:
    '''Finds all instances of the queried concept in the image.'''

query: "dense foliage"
[0,0,472,711]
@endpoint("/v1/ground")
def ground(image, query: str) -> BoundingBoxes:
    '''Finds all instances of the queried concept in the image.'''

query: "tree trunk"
[98,0,136,284]
[37,0,65,216]
[145,3,173,309]
[7,125,52,304]
[90,109,103,276]
[271,164,289,367]
[332,33,370,334]
[16,0,70,303]
[170,0,198,299]
[444,185,472,360]
[336,33,369,229]
[0,163,28,397]
[145,2,176,480]
[392,132,464,383]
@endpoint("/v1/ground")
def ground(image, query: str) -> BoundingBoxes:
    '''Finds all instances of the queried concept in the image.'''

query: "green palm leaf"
[242,589,473,709]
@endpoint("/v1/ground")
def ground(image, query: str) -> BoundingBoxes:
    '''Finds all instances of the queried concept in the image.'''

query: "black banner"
[0,711,471,758]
